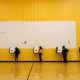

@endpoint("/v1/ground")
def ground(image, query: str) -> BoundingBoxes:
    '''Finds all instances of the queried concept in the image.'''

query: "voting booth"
[9,47,16,53]
[33,47,39,53]
[56,47,62,53]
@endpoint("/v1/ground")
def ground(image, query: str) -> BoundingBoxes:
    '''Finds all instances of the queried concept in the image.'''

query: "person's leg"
[16,55,18,61]
[15,54,16,61]
[62,54,65,62]
[15,54,18,62]
[65,54,67,62]
[40,55,42,62]
[39,54,42,62]
[64,54,67,63]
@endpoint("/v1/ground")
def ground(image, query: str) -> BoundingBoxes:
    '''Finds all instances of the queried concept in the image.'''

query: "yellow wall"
[0,0,80,61]
[0,48,79,61]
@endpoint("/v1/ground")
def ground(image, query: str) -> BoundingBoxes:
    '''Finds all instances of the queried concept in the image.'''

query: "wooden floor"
[0,62,80,80]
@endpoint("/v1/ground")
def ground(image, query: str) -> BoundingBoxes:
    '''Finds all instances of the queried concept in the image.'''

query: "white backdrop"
[0,21,76,48]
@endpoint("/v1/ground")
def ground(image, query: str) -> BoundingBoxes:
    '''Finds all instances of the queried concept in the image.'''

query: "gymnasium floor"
[0,62,80,80]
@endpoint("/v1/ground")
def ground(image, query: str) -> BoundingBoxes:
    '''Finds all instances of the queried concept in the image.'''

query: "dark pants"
[62,53,67,63]
[15,54,19,61]
[39,53,42,62]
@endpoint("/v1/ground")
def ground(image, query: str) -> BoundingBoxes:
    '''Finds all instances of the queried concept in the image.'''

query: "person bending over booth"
[62,45,69,63]
[38,46,43,62]
[15,47,20,62]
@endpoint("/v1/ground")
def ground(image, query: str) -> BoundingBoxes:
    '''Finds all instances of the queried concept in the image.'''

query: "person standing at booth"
[62,45,69,63]
[38,46,43,63]
[15,47,20,62]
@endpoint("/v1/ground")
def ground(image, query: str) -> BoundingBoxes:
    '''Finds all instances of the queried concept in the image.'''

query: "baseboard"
[0,61,80,62]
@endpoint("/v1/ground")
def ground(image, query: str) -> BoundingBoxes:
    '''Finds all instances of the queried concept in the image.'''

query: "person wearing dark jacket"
[15,47,20,62]
[38,46,43,62]
[62,45,69,63]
